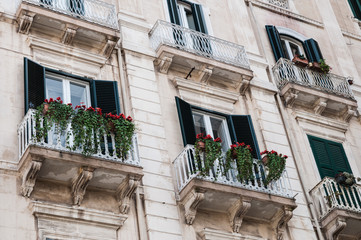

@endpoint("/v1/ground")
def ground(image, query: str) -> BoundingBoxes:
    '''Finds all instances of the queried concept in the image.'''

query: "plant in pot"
[260,150,287,185]
[224,142,253,183]
[34,97,74,142]
[292,54,308,67]
[70,105,105,156]
[194,133,222,177]
[335,172,357,187]
[105,112,135,160]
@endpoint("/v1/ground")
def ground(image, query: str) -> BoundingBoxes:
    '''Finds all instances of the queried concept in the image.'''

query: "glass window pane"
[210,117,228,151]
[186,9,196,30]
[46,78,63,100]
[289,42,301,58]
[193,113,206,135]
[281,40,290,60]
[70,83,87,106]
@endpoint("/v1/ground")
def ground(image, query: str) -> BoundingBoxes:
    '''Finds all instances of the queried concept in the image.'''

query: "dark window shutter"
[348,0,361,20]
[191,4,208,34]
[91,80,120,114]
[265,25,285,61]
[175,97,196,146]
[308,135,351,179]
[167,0,181,25]
[304,39,323,63]
[24,58,45,114]
[228,115,261,159]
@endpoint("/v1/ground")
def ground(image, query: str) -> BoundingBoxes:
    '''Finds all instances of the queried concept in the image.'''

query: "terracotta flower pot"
[42,103,49,115]
[197,141,205,151]
[292,56,309,67]
[262,155,269,166]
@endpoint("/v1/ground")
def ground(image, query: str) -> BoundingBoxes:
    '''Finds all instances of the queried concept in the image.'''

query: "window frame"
[280,35,305,60]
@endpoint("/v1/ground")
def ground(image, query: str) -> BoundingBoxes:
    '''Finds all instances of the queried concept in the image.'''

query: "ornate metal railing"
[173,145,293,198]
[20,0,118,29]
[310,177,361,219]
[17,109,140,166]
[149,20,250,69]
[273,58,354,99]
[268,0,289,9]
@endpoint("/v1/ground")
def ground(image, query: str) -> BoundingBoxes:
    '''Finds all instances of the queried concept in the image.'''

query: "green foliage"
[261,150,287,185]
[319,58,331,74]
[224,143,254,182]
[194,134,222,177]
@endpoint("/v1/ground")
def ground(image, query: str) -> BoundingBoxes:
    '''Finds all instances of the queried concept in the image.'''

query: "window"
[266,25,323,63]
[348,0,361,20]
[175,97,261,159]
[308,135,352,179]
[24,58,120,115]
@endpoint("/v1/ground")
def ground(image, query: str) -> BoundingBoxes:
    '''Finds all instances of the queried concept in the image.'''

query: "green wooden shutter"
[228,115,261,159]
[265,25,285,61]
[91,80,120,114]
[304,39,323,63]
[348,0,361,20]
[24,58,45,114]
[175,97,196,146]
[308,135,352,179]
[191,4,208,34]
[167,0,181,25]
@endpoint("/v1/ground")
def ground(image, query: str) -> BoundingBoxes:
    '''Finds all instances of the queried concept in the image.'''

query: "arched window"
[280,36,305,60]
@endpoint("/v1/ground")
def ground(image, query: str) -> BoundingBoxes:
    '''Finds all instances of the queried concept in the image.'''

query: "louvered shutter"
[24,58,45,114]
[167,0,181,25]
[91,80,120,114]
[265,25,285,61]
[228,115,261,159]
[175,97,196,146]
[348,0,361,20]
[304,39,323,63]
[328,142,352,174]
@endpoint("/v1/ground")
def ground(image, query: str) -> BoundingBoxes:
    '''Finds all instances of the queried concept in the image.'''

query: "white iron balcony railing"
[149,20,250,69]
[267,0,289,9]
[18,109,140,166]
[173,145,293,198]
[310,177,361,219]
[19,0,118,29]
[273,58,354,99]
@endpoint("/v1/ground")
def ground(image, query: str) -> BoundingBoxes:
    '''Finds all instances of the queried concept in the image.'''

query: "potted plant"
[224,142,254,182]
[105,112,135,160]
[309,59,331,74]
[260,150,287,185]
[335,172,357,187]
[194,133,222,177]
[292,54,308,67]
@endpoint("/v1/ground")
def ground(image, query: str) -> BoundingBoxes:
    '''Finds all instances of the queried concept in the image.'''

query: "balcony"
[267,0,289,9]
[310,177,361,239]
[173,145,296,238]
[149,20,253,94]
[18,109,142,213]
[16,0,119,57]
[273,58,357,122]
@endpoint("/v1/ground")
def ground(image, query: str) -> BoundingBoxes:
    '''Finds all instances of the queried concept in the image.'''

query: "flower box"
[292,56,309,67]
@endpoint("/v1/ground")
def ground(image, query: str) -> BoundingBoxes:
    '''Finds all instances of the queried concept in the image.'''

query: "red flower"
[67,103,72,106]
[240,142,245,147]
[205,134,212,139]
[214,137,222,142]
[196,133,203,139]
[126,116,132,122]
[44,99,49,103]
[231,144,237,148]
[120,113,126,119]
[49,98,54,103]
[56,97,61,101]
[60,100,63,104]
[284,155,288,159]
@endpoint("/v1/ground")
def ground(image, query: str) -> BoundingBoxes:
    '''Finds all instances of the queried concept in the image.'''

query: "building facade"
[1,0,361,239]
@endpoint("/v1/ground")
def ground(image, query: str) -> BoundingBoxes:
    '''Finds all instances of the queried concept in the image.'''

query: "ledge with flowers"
[32,97,136,161]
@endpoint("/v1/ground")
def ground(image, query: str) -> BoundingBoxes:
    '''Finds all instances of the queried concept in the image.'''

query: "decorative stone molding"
[61,27,77,45]
[228,197,252,233]
[72,167,94,205]
[18,14,35,34]
[199,65,213,84]
[201,228,266,240]
[324,216,347,240]
[102,39,117,58]
[272,206,293,240]
[116,176,140,214]
[239,79,251,96]
[181,189,205,224]
[283,89,299,107]
[313,98,328,115]
[21,157,43,197]
[342,106,356,122]
[155,53,174,73]
[244,0,324,28]
[342,29,361,41]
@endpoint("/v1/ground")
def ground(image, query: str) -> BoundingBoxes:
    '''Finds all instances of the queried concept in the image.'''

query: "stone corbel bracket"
[272,206,294,240]
[72,166,94,205]
[283,89,299,108]
[62,27,78,45]
[21,157,44,197]
[342,106,356,122]
[238,76,252,96]
[18,12,36,34]
[116,176,140,214]
[199,65,213,84]
[155,53,174,74]
[313,98,327,115]
[228,197,252,233]
[102,39,117,58]
[181,189,205,225]
[325,216,346,240]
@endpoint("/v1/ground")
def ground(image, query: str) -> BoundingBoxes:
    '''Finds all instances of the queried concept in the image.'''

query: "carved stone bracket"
[199,65,213,84]
[273,206,293,240]
[155,54,174,74]
[325,216,346,240]
[18,14,35,34]
[239,79,251,96]
[283,89,299,108]
[342,106,356,122]
[62,27,77,45]
[314,98,328,115]
[21,158,43,197]
[228,197,252,233]
[71,167,94,205]
[102,39,116,58]
[116,176,140,214]
[181,189,205,225]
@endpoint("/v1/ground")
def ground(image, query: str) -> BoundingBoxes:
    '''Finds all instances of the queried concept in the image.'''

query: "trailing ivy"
[260,150,287,185]
[224,142,254,182]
